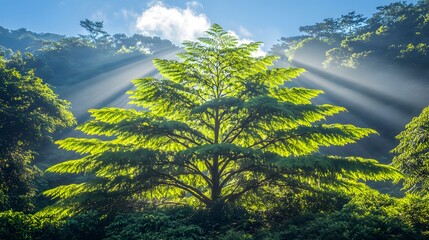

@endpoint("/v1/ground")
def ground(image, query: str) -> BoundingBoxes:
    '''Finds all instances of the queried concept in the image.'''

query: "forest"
[1,1,429,239]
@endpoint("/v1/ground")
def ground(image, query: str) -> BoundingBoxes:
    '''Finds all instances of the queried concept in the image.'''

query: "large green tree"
[391,106,429,193]
[45,25,399,214]
[0,55,75,211]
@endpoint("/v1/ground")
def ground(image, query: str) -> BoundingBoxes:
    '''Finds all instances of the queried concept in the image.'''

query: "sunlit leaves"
[392,106,429,192]
[46,158,100,174]
[45,24,399,214]
[276,155,401,182]
[271,87,323,104]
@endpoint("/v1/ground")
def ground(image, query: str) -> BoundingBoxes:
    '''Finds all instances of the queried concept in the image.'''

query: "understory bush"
[1,192,429,239]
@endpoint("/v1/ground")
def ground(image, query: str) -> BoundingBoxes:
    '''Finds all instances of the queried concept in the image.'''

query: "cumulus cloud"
[238,26,252,38]
[186,1,203,9]
[135,1,210,45]
[134,1,266,55]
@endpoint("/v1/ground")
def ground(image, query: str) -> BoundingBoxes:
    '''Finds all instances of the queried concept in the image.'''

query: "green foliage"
[0,55,75,211]
[46,24,399,215]
[274,1,429,70]
[59,210,106,240]
[277,10,366,66]
[331,1,429,69]
[4,193,429,239]
[392,194,429,236]
[299,18,341,39]
[391,106,429,193]
[37,33,174,85]
[0,210,61,240]
[339,11,367,35]
[298,11,365,39]
[0,26,63,55]
[0,210,107,240]
[218,230,253,240]
[275,193,421,240]
[0,25,176,85]
[79,19,109,46]
[0,211,35,240]
[261,189,350,223]
[105,210,205,240]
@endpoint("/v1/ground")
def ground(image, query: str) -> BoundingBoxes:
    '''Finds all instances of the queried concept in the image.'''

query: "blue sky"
[0,0,419,50]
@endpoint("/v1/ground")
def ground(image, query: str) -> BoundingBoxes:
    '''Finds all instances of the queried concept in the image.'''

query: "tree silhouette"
[79,19,109,45]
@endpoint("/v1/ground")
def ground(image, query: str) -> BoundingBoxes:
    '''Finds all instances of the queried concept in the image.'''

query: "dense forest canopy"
[272,1,429,69]
[0,20,177,86]
[0,55,75,212]
[1,1,429,239]
[0,26,63,55]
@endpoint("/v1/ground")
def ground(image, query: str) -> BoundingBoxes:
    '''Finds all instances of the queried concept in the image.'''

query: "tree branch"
[152,169,211,204]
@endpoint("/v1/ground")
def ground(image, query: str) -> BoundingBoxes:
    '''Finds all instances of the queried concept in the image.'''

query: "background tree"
[79,19,109,46]
[298,12,366,39]
[45,24,399,215]
[0,26,63,55]
[338,11,366,35]
[391,106,429,193]
[273,1,429,70]
[299,18,341,39]
[324,1,429,69]
[0,55,75,212]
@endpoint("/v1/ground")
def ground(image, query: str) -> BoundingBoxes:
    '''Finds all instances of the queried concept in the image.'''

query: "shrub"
[104,209,205,240]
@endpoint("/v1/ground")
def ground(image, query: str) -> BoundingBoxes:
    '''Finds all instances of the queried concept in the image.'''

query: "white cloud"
[238,26,252,38]
[134,1,266,55]
[186,1,203,9]
[135,1,210,45]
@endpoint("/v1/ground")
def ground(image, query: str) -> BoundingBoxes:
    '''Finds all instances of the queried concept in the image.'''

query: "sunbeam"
[284,54,429,158]
[60,48,180,121]
[37,48,181,168]
[4,2,429,238]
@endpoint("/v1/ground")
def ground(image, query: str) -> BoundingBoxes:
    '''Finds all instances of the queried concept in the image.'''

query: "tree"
[391,106,429,193]
[0,55,75,211]
[338,11,366,35]
[45,24,399,214]
[79,19,109,46]
[366,2,415,29]
[299,18,340,39]
[311,2,429,69]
